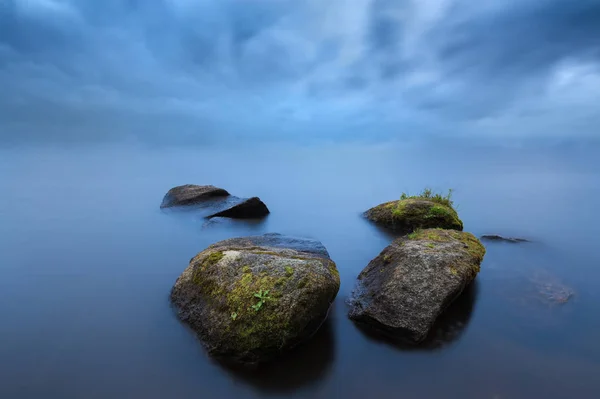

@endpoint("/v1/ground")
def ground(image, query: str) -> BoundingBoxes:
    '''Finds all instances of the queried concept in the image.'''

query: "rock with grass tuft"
[365,189,463,233]
[170,234,340,364]
[348,228,485,343]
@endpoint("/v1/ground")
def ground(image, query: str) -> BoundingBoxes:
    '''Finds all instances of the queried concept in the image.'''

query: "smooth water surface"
[1,143,599,398]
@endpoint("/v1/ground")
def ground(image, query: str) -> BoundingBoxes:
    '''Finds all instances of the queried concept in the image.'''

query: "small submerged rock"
[529,270,574,306]
[365,198,463,233]
[481,235,530,244]
[348,228,485,343]
[170,234,340,364]
[161,184,230,208]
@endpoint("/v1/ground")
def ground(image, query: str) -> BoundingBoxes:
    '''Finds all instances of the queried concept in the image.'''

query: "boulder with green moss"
[348,228,485,343]
[364,196,463,233]
[170,233,340,364]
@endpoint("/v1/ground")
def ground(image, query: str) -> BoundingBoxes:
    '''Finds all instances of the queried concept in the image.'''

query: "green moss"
[449,266,458,275]
[327,260,340,283]
[373,197,463,232]
[191,251,225,286]
[203,251,224,267]
[297,278,308,289]
[189,250,339,354]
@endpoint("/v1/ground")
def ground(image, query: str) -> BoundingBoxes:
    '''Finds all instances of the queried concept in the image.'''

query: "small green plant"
[285,266,294,276]
[426,243,435,248]
[407,229,422,240]
[231,312,238,321]
[251,290,272,312]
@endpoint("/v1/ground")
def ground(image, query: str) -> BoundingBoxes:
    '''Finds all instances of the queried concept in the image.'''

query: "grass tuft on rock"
[400,188,455,208]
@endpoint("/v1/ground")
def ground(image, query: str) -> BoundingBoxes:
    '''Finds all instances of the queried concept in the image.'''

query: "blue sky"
[1,0,599,144]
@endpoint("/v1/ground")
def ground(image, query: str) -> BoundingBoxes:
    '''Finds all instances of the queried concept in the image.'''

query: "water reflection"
[160,205,269,233]
[219,318,335,394]
[354,280,479,351]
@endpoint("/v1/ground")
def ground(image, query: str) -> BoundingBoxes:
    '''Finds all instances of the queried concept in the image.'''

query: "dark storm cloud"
[0,0,599,144]
[437,0,600,76]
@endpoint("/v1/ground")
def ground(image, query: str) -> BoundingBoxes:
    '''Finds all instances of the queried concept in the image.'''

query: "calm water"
[1,142,600,399]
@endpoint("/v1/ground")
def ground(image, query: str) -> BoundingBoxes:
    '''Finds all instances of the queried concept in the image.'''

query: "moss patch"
[368,198,463,233]
[189,252,338,354]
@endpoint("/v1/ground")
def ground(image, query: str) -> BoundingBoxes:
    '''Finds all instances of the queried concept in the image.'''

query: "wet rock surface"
[348,229,485,343]
[161,185,230,208]
[170,234,340,364]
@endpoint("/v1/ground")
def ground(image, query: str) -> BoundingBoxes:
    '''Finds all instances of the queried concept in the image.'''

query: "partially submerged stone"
[161,185,269,219]
[161,184,230,208]
[348,228,485,343]
[365,198,463,233]
[207,197,270,219]
[481,235,530,244]
[170,234,340,364]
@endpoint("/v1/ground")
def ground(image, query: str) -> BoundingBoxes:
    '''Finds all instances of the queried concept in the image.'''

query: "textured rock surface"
[207,197,270,219]
[348,228,485,343]
[161,184,230,208]
[365,198,463,233]
[171,234,340,364]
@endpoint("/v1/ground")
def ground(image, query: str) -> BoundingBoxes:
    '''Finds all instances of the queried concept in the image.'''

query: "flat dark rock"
[207,197,270,219]
[481,235,529,243]
[348,229,485,343]
[161,184,230,208]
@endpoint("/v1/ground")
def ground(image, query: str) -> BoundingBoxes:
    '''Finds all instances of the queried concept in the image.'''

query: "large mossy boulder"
[161,184,230,208]
[170,234,340,364]
[348,229,485,343]
[365,198,463,233]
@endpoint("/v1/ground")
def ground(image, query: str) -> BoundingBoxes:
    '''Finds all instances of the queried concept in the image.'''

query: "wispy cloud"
[1,0,599,144]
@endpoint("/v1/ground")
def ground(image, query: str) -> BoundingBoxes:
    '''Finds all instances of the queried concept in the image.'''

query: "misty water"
[1,142,600,399]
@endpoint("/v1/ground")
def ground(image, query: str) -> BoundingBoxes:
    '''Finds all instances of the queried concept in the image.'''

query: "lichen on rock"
[348,228,485,343]
[170,234,340,364]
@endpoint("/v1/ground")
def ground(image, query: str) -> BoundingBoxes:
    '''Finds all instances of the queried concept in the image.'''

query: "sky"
[0,0,599,145]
